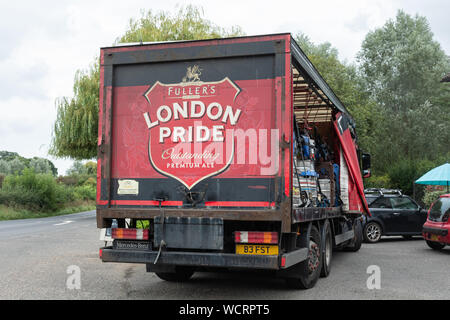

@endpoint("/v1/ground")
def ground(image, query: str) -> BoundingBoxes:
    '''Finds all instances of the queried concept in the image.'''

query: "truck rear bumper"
[100,247,308,270]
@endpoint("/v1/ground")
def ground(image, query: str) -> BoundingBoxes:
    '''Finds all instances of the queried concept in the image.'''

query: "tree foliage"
[357,10,450,169]
[50,60,100,160]
[0,151,57,176]
[50,5,244,160]
[118,5,244,44]
[66,160,92,176]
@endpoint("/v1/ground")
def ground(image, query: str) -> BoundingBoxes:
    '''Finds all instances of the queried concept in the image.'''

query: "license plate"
[430,234,440,241]
[113,240,151,251]
[236,244,279,255]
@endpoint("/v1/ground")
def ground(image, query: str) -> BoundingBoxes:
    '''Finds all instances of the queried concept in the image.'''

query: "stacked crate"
[293,159,318,206]
[315,161,336,205]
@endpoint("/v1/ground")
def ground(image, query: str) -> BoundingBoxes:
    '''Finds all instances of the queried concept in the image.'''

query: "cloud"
[0,60,49,100]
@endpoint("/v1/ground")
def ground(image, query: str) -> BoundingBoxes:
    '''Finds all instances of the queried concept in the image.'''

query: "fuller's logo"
[182,65,202,83]
[142,66,242,189]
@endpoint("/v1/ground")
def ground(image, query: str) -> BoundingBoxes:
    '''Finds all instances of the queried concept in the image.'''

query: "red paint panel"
[96,158,101,203]
[98,65,104,146]
[334,113,370,215]
[110,79,279,181]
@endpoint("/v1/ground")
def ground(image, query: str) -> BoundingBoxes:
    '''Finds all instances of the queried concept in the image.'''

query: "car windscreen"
[429,197,450,222]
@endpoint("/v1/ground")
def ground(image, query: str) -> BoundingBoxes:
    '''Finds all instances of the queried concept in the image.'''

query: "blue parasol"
[415,163,450,192]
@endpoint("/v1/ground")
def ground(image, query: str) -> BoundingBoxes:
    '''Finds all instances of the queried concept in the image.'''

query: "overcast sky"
[1,0,449,175]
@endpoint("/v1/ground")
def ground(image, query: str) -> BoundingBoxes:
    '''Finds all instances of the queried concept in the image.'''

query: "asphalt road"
[0,211,449,300]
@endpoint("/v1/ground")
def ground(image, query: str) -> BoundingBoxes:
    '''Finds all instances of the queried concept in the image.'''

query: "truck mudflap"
[100,247,308,270]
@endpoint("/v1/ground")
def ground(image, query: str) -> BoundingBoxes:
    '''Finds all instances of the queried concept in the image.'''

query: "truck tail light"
[111,228,149,240]
[234,231,278,244]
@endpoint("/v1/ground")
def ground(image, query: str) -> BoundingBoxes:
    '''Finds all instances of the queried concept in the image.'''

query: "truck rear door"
[97,35,292,212]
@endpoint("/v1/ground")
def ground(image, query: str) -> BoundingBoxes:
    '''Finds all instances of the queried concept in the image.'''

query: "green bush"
[0,168,66,211]
[387,161,418,195]
[56,175,79,186]
[55,184,76,204]
[0,188,43,211]
[386,160,436,196]
[66,173,95,186]
[83,177,96,187]
[73,185,96,201]
[364,174,391,189]
[423,190,447,208]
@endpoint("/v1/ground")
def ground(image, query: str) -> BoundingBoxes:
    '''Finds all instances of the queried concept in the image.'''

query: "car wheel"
[426,240,446,251]
[364,222,382,243]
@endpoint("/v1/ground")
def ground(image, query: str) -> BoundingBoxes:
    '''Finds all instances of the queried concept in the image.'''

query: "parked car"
[422,194,450,250]
[362,189,428,243]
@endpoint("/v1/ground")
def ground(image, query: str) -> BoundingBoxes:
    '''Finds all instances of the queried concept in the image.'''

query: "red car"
[422,194,450,250]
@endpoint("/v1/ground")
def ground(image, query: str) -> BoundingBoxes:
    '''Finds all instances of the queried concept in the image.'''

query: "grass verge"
[0,201,95,221]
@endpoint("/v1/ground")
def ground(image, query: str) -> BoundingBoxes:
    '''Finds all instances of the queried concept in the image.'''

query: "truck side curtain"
[334,112,370,216]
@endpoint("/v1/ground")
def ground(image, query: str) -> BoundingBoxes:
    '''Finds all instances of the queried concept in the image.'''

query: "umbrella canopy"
[415,163,450,186]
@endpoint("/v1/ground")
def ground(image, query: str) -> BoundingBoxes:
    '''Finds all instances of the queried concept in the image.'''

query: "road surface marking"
[53,221,74,226]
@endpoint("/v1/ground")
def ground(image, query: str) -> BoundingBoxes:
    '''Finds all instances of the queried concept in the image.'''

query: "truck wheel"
[344,219,363,252]
[155,266,195,282]
[363,222,382,243]
[426,240,445,251]
[286,225,322,289]
[320,220,333,278]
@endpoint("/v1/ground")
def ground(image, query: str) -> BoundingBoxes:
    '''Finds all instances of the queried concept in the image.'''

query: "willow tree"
[50,5,244,160]
[50,60,99,160]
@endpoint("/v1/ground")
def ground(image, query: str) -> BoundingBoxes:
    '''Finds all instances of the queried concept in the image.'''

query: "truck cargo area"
[96,33,370,289]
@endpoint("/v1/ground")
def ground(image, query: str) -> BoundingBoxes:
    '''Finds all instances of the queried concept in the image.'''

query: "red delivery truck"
[97,33,371,289]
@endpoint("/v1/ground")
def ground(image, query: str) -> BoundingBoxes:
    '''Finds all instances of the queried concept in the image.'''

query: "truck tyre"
[286,225,322,289]
[344,219,363,252]
[363,222,382,243]
[426,240,445,251]
[320,220,333,278]
[155,266,195,282]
